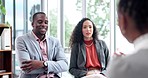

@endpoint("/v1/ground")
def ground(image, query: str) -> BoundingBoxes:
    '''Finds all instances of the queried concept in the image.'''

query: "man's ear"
[32,22,34,27]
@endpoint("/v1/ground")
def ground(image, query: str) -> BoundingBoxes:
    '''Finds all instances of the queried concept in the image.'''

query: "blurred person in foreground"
[107,0,148,78]
[69,18,110,78]
[15,12,68,78]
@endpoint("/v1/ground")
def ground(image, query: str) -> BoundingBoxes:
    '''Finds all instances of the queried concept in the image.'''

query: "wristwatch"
[43,61,48,67]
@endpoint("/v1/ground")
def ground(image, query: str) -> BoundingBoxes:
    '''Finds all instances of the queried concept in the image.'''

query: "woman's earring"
[121,29,126,34]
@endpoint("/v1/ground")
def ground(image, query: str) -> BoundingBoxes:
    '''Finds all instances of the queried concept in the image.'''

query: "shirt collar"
[133,33,148,51]
[32,31,47,42]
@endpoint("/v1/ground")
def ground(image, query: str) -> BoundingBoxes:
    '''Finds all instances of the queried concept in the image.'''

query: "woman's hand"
[84,73,107,78]
[85,70,107,78]
[114,52,125,57]
[114,48,126,57]
[86,70,100,76]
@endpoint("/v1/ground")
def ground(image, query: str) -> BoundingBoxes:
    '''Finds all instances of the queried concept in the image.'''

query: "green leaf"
[1,6,6,15]
[0,0,6,15]
[6,21,10,27]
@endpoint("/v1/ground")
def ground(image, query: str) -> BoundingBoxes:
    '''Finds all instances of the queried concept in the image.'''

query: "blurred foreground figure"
[107,0,148,78]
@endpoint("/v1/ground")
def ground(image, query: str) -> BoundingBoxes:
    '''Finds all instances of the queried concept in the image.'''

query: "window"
[27,0,41,31]
[47,0,58,37]
[86,0,110,51]
[64,0,82,47]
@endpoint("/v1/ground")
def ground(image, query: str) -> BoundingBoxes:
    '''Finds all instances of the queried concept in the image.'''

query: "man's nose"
[41,23,48,27]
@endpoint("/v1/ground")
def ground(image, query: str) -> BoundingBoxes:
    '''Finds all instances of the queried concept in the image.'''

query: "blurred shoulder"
[47,36,59,41]
[107,51,148,78]
[15,32,31,40]
[95,39,107,45]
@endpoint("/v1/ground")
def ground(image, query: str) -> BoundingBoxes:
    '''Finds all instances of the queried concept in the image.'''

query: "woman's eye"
[83,27,86,28]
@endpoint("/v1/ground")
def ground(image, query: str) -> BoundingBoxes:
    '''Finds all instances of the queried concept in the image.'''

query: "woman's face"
[82,20,94,40]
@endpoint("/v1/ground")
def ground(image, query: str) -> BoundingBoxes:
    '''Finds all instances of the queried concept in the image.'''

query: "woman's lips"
[86,33,91,35]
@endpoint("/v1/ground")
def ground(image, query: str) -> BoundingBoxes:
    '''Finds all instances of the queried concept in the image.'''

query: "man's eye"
[38,21,42,24]
[45,21,48,24]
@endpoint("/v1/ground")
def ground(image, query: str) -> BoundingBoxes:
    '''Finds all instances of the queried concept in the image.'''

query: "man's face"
[32,14,48,36]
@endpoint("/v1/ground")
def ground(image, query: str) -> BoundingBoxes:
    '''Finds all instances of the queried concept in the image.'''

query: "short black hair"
[118,0,148,33]
[32,12,46,22]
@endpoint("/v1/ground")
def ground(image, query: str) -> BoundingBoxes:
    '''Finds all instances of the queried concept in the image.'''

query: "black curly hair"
[118,0,148,34]
[69,18,99,48]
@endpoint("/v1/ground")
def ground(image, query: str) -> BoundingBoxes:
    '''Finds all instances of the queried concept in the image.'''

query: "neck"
[127,29,142,43]
[32,31,45,40]
[84,41,93,47]
[84,37,93,41]
[37,35,45,40]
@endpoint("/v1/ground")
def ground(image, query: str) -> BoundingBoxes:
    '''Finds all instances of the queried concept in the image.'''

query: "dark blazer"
[69,40,110,78]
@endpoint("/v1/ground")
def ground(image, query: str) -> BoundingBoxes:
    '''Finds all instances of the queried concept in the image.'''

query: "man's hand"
[21,60,44,73]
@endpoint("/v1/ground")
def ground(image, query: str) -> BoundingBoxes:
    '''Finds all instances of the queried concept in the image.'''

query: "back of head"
[118,0,148,34]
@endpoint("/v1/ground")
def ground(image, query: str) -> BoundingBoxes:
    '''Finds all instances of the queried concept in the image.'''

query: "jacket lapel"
[46,37,53,60]
[95,40,105,67]
[27,32,43,60]
[80,43,86,62]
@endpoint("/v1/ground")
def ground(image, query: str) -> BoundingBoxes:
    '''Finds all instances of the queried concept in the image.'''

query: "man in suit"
[107,0,148,78]
[15,12,68,78]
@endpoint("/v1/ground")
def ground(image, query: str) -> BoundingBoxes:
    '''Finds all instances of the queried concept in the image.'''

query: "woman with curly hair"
[69,18,110,78]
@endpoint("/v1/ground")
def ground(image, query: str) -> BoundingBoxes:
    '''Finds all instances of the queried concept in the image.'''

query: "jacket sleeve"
[15,36,46,74]
[100,40,110,75]
[69,43,87,78]
[46,38,68,73]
